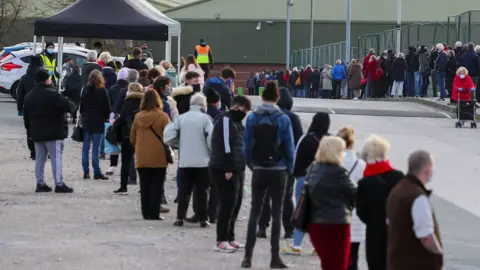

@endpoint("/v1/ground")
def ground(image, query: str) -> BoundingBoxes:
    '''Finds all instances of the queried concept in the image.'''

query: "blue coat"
[331,64,347,81]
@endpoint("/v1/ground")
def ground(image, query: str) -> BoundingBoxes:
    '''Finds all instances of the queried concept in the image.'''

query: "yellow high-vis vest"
[195,45,210,64]
[39,54,57,80]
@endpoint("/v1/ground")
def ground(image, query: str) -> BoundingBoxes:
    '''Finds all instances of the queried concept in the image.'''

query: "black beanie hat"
[45,42,54,48]
[36,69,50,83]
[30,55,42,67]
[205,88,220,104]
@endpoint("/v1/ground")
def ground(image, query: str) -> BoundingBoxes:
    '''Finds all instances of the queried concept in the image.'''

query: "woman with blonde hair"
[179,54,205,86]
[97,51,113,68]
[337,126,366,270]
[356,135,404,270]
[80,70,111,180]
[130,89,170,220]
[306,136,357,270]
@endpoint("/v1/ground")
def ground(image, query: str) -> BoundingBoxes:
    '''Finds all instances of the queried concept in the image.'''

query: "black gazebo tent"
[33,0,182,89]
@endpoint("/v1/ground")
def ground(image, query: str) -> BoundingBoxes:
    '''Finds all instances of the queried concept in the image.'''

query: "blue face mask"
[217,102,222,109]
[46,48,54,54]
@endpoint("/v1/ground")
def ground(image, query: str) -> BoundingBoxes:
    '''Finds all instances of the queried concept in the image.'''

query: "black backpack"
[252,111,284,167]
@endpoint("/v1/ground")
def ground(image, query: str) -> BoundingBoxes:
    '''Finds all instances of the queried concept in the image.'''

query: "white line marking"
[439,112,452,119]
[419,105,435,112]
[327,108,336,114]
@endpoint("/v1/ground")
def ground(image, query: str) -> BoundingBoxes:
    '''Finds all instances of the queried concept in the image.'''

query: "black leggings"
[348,242,360,270]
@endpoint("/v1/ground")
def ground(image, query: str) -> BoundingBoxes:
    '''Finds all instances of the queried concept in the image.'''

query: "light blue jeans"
[293,176,306,247]
[414,71,422,97]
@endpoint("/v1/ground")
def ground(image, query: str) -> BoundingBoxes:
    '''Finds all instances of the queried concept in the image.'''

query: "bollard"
[237,87,244,96]
[259,87,265,96]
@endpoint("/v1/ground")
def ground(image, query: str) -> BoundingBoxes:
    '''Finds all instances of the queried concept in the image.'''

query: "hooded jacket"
[64,70,83,102]
[17,63,41,113]
[203,77,232,111]
[418,48,430,73]
[102,67,117,90]
[209,111,246,172]
[406,48,419,73]
[23,83,74,142]
[113,91,143,139]
[277,87,303,144]
[163,105,213,168]
[130,109,170,168]
[244,103,295,174]
[347,62,363,89]
[110,79,129,113]
[165,68,178,87]
[293,112,330,177]
[391,57,408,81]
[171,85,195,115]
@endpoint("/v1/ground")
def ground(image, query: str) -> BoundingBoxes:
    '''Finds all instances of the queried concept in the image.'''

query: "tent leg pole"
[33,36,37,56]
[165,40,171,62]
[41,36,45,49]
[57,37,64,91]
[177,36,181,76]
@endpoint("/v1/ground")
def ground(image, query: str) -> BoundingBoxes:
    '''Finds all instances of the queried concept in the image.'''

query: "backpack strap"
[348,159,359,177]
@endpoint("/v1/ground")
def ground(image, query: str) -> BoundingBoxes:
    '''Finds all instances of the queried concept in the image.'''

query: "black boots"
[241,254,288,269]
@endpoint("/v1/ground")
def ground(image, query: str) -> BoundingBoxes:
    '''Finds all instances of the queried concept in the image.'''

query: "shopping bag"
[292,183,310,233]
[104,123,121,155]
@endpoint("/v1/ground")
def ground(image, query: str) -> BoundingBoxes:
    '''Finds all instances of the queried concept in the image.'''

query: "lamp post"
[396,0,402,55]
[345,0,351,62]
[286,0,293,69]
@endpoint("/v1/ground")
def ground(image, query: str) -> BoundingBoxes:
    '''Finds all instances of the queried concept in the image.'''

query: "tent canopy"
[34,0,181,41]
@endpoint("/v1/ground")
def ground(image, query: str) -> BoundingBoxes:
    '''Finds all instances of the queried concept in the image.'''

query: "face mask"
[165,86,172,95]
[230,110,247,122]
[46,48,54,54]
[192,84,201,92]
[217,102,222,109]
[46,79,53,85]
[460,74,466,79]
[383,56,387,59]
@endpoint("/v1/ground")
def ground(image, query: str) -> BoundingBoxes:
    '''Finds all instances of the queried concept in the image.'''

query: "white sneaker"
[281,245,302,255]
[229,241,245,249]
[106,167,115,176]
[214,241,237,253]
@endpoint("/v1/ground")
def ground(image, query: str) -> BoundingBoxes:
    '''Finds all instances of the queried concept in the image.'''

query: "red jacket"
[452,74,475,101]
[303,67,313,86]
[363,53,374,76]
[366,59,379,81]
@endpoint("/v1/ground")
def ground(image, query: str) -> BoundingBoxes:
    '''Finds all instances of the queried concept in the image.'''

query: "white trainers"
[281,245,302,255]
[106,167,115,176]
[214,241,237,253]
[229,241,245,249]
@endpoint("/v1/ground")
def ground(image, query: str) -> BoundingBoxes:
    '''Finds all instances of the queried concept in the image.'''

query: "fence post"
[432,22,437,45]
[417,24,420,47]
[407,26,410,47]
[468,11,472,42]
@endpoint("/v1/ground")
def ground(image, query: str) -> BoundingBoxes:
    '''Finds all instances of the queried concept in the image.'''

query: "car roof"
[12,48,87,57]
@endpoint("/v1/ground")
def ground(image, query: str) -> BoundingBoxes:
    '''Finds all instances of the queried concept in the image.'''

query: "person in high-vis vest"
[194,38,214,81]
[39,42,59,86]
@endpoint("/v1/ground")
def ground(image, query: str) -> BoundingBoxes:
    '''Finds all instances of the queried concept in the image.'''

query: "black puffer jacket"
[293,112,330,177]
[277,87,303,144]
[208,111,245,172]
[80,85,111,133]
[23,83,74,142]
[307,162,357,224]
[113,91,143,140]
[81,62,102,87]
[17,64,40,112]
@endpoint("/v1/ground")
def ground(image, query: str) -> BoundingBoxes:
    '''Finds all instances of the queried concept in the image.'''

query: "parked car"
[0,47,88,100]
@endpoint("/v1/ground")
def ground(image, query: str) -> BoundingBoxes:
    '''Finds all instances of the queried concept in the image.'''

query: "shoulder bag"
[150,126,174,164]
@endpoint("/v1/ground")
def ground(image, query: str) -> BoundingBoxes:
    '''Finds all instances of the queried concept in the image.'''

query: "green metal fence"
[357,22,455,57]
[290,42,358,68]
[453,10,480,43]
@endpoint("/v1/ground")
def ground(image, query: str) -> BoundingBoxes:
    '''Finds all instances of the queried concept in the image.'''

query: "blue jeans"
[365,77,371,98]
[437,71,446,98]
[82,132,103,175]
[293,176,306,247]
[414,71,422,97]
[100,134,105,156]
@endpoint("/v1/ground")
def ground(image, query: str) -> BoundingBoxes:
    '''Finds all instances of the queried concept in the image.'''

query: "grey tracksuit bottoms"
[34,140,65,186]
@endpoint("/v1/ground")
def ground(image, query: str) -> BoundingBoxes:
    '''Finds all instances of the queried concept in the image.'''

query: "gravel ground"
[0,135,328,270]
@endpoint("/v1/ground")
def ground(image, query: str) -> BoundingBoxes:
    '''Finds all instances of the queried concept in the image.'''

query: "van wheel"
[10,81,18,100]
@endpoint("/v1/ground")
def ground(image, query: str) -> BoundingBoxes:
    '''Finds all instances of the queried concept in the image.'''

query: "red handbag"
[361,78,367,85]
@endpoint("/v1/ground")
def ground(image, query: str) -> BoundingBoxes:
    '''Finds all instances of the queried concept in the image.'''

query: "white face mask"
[460,74,466,79]
[383,56,387,59]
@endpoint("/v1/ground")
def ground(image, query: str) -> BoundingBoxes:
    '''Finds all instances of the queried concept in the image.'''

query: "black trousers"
[137,167,166,219]
[177,167,210,221]
[191,174,218,220]
[26,129,35,158]
[332,80,342,99]
[211,168,245,242]
[245,170,287,258]
[199,63,210,81]
[120,139,134,189]
[348,242,361,270]
[258,174,294,234]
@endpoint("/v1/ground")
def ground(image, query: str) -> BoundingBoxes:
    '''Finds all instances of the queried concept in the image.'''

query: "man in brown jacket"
[387,150,443,270]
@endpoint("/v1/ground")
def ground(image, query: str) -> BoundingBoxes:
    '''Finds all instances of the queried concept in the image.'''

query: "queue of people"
[17,43,444,270]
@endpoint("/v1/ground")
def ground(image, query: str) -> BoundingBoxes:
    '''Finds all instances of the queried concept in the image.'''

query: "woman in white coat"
[337,126,366,270]
[179,54,205,87]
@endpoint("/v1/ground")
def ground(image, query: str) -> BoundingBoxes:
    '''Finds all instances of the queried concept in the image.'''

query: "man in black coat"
[23,69,75,193]
[208,96,252,252]
[124,47,149,72]
[257,87,304,239]
[17,55,42,159]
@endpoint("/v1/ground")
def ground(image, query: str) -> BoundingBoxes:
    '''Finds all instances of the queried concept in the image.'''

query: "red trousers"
[308,223,351,270]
